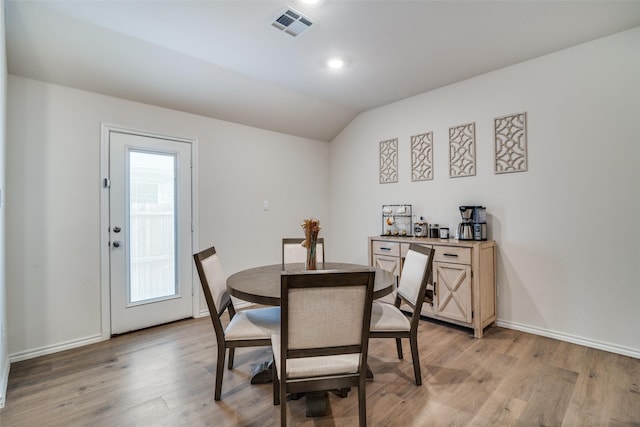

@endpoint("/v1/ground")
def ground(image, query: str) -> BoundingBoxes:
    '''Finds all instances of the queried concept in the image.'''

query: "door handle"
[112,240,122,248]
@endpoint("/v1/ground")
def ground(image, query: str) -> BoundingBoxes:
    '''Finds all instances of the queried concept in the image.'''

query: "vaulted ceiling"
[6,1,640,141]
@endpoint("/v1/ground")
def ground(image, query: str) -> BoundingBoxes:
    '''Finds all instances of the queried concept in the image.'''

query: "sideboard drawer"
[372,240,400,257]
[434,246,471,265]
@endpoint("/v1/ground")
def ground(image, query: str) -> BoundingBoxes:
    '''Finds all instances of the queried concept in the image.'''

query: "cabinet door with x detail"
[434,261,472,323]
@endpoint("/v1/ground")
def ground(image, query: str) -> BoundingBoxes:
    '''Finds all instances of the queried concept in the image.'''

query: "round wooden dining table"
[227,262,396,305]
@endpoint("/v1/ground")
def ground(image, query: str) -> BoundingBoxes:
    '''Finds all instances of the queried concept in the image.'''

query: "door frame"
[100,123,200,339]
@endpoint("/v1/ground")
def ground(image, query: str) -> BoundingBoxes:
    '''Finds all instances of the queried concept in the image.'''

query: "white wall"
[6,76,329,357]
[0,0,9,407]
[328,27,640,357]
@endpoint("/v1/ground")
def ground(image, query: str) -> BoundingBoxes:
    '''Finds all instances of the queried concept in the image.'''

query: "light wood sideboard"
[369,236,496,338]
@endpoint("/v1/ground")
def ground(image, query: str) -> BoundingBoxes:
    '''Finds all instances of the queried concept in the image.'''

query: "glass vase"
[306,240,317,270]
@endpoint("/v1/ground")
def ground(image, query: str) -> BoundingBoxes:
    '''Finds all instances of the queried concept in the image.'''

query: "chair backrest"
[193,246,232,339]
[280,269,375,360]
[397,244,435,315]
[282,237,325,267]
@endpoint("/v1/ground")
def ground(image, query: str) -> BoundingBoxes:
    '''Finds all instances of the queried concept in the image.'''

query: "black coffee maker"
[458,206,487,240]
[458,206,474,240]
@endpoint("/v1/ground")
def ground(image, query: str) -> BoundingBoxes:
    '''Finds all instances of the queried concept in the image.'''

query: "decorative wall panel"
[449,122,476,178]
[495,112,528,173]
[379,138,398,183]
[411,132,433,181]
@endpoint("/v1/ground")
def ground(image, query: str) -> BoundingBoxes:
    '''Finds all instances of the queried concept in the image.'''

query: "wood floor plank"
[1,317,638,426]
[516,364,579,426]
[432,349,518,414]
[562,346,613,426]
[601,348,640,426]
[469,392,528,427]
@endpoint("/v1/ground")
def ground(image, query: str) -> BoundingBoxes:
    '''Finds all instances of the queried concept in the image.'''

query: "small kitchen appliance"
[414,217,428,237]
[472,206,487,241]
[457,206,475,240]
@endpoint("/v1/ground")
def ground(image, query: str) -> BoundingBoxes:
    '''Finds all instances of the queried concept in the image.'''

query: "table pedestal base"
[250,360,273,384]
[249,359,365,417]
[303,392,328,417]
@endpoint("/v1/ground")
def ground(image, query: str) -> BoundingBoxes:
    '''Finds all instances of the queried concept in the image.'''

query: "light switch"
[263,200,269,211]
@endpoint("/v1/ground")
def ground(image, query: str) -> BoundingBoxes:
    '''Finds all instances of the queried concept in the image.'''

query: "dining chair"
[272,268,376,427]
[369,243,434,385]
[193,246,280,401]
[281,237,325,268]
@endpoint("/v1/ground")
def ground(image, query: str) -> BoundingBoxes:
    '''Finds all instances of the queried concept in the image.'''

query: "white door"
[109,131,193,334]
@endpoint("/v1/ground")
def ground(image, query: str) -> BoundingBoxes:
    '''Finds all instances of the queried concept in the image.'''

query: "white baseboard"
[8,334,106,364]
[0,355,9,408]
[497,319,640,359]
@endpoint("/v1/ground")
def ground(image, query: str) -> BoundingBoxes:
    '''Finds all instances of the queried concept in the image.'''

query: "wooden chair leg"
[358,374,367,427]
[395,337,404,359]
[227,347,235,370]
[214,345,226,400]
[409,334,422,386]
[273,358,280,405]
[280,379,287,427]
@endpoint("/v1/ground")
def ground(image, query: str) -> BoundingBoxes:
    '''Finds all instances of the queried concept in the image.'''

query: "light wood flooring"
[1,315,639,426]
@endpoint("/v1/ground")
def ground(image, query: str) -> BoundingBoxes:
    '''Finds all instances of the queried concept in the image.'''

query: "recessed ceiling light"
[300,0,321,5]
[327,57,345,70]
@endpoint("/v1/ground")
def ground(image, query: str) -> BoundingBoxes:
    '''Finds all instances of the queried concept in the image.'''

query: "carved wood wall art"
[495,112,528,173]
[379,138,398,183]
[449,122,476,178]
[410,132,434,181]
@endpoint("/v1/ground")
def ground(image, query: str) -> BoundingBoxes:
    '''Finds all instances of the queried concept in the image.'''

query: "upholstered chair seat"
[225,307,280,341]
[370,301,411,332]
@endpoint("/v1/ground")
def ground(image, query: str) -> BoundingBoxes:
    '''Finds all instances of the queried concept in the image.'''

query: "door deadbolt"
[113,226,121,233]
[112,240,122,248]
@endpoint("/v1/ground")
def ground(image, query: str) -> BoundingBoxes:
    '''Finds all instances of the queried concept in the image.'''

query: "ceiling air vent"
[271,7,316,37]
